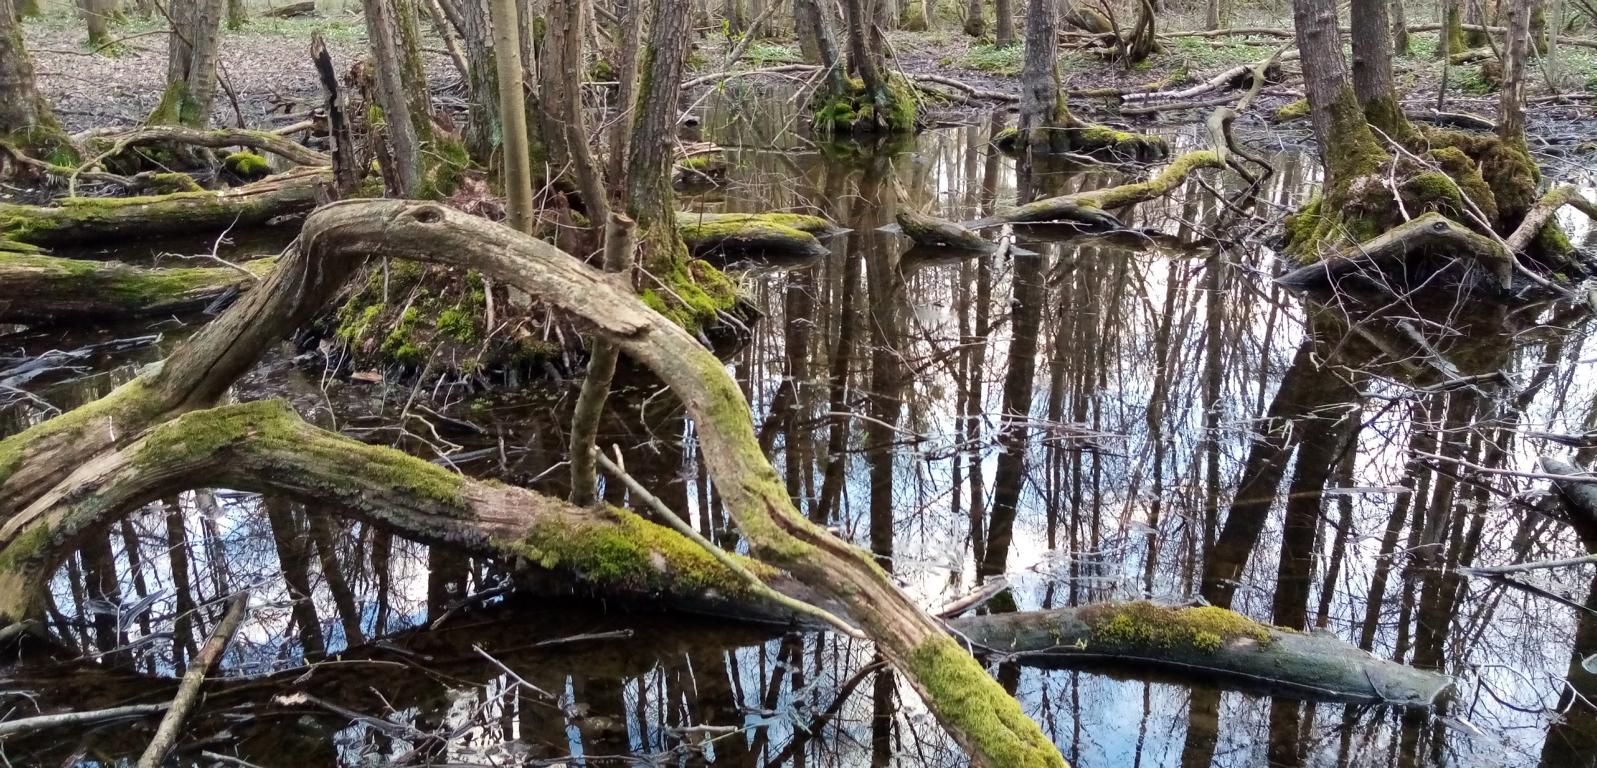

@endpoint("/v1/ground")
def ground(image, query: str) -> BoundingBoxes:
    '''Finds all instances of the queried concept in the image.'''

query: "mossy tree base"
[812,75,917,136]
[1281,124,1581,290]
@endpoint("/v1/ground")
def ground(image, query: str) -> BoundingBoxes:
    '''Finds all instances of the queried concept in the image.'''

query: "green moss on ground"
[1270,98,1310,123]
[812,75,917,136]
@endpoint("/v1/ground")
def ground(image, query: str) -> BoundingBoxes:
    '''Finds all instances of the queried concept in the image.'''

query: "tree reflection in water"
[6,91,1597,766]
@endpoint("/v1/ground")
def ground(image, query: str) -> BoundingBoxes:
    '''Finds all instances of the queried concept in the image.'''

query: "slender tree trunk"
[1440,0,1466,56]
[1206,0,1224,29]
[996,0,1014,44]
[964,0,984,35]
[795,0,847,95]
[724,0,745,33]
[625,0,693,264]
[307,511,367,647]
[569,215,636,506]
[606,0,642,200]
[488,0,534,231]
[1390,0,1410,56]
[538,0,608,223]
[1350,0,1412,135]
[842,0,886,93]
[78,0,113,48]
[1499,0,1534,145]
[264,498,327,659]
[153,0,223,127]
[227,0,247,29]
[360,0,430,195]
[1019,0,1067,153]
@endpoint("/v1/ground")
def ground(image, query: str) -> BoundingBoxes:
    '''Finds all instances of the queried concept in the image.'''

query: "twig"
[137,591,249,768]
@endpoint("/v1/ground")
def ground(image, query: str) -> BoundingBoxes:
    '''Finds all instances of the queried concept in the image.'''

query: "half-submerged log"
[950,601,1454,704]
[894,210,993,252]
[0,167,329,246]
[982,151,1223,229]
[676,211,839,260]
[0,251,271,323]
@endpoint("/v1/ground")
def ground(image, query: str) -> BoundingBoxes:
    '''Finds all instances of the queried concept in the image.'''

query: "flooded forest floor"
[7,1,1597,767]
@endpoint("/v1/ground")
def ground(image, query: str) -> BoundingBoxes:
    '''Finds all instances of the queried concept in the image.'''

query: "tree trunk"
[152,0,224,127]
[226,0,247,29]
[1019,0,1067,153]
[605,0,642,199]
[0,0,68,156]
[1206,0,1224,29]
[964,0,984,36]
[78,0,113,48]
[1440,0,1467,56]
[360,0,433,196]
[1391,0,1410,56]
[487,0,534,232]
[537,0,608,223]
[996,0,1014,44]
[1498,0,1534,145]
[625,0,693,265]
[795,0,847,96]
[1291,0,1386,187]
[1350,0,1412,135]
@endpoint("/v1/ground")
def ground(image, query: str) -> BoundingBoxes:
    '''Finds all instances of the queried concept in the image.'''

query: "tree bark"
[1391,0,1410,54]
[360,0,429,195]
[0,0,59,146]
[153,0,224,127]
[964,0,984,36]
[1019,0,1067,153]
[487,0,534,232]
[997,0,1015,44]
[538,0,608,224]
[625,0,693,265]
[0,250,271,323]
[1291,0,1386,186]
[1498,0,1534,145]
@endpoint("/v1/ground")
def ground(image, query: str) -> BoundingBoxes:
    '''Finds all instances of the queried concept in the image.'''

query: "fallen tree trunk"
[1,398,1453,708]
[0,250,271,323]
[952,601,1453,704]
[980,150,1223,227]
[893,210,993,251]
[76,125,332,177]
[0,168,329,246]
[676,211,840,259]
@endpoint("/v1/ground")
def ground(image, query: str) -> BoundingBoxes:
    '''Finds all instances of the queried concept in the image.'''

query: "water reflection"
[6,102,1597,766]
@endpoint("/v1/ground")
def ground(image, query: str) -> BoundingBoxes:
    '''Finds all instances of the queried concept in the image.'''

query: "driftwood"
[262,0,316,16]
[136,592,249,768]
[974,150,1223,229]
[676,211,840,259]
[893,210,992,251]
[0,167,329,246]
[953,602,1452,704]
[1277,213,1514,290]
[0,200,1064,768]
[0,251,270,323]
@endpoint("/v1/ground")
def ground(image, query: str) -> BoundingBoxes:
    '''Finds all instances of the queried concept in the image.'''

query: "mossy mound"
[223,151,271,180]
[330,260,526,375]
[1284,126,1554,269]
[811,75,917,136]
[1270,98,1310,123]
[639,257,744,329]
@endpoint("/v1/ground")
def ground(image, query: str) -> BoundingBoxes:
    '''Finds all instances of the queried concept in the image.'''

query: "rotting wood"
[0,167,328,245]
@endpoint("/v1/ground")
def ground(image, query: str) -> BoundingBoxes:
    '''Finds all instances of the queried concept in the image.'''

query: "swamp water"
[6,92,1597,766]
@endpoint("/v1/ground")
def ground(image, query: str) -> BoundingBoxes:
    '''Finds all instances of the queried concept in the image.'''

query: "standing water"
[5,91,1597,766]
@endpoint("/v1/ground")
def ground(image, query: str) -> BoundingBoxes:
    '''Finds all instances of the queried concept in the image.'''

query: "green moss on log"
[0,378,157,489]
[1081,601,1272,653]
[909,636,1069,768]
[224,150,271,179]
[510,508,762,596]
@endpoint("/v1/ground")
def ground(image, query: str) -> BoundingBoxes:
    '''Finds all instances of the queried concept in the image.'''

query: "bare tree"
[151,0,224,127]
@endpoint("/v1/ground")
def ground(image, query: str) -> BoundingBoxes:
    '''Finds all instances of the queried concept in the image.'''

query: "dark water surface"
[6,94,1597,766]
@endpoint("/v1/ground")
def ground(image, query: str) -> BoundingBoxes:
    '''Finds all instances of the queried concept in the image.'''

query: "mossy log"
[982,150,1223,228]
[893,210,993,252]
[993,124,1170,161]
[0,199,1066,768]
[0,398,1456,708]
[676,211,840,259]
[0,250,272,323]
[1277,212,1514,289]
[78,125,332,172]
[953,601,1453,704]
[0,168,329,246]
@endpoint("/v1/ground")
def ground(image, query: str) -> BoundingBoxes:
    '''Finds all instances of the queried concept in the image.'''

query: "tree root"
[985,150,1224,227]
[1278,212,1514,289]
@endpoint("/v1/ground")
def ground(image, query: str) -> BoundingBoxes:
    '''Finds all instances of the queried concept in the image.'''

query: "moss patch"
[812,75,917,136]
[224,151,271,179]
[909,636,1068,768]
[1270,98,1310,123]
[1081,601,1273,653]
[510,508,763,596]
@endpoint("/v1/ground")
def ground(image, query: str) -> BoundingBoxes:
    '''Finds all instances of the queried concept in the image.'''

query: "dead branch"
[137,592,249,768]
